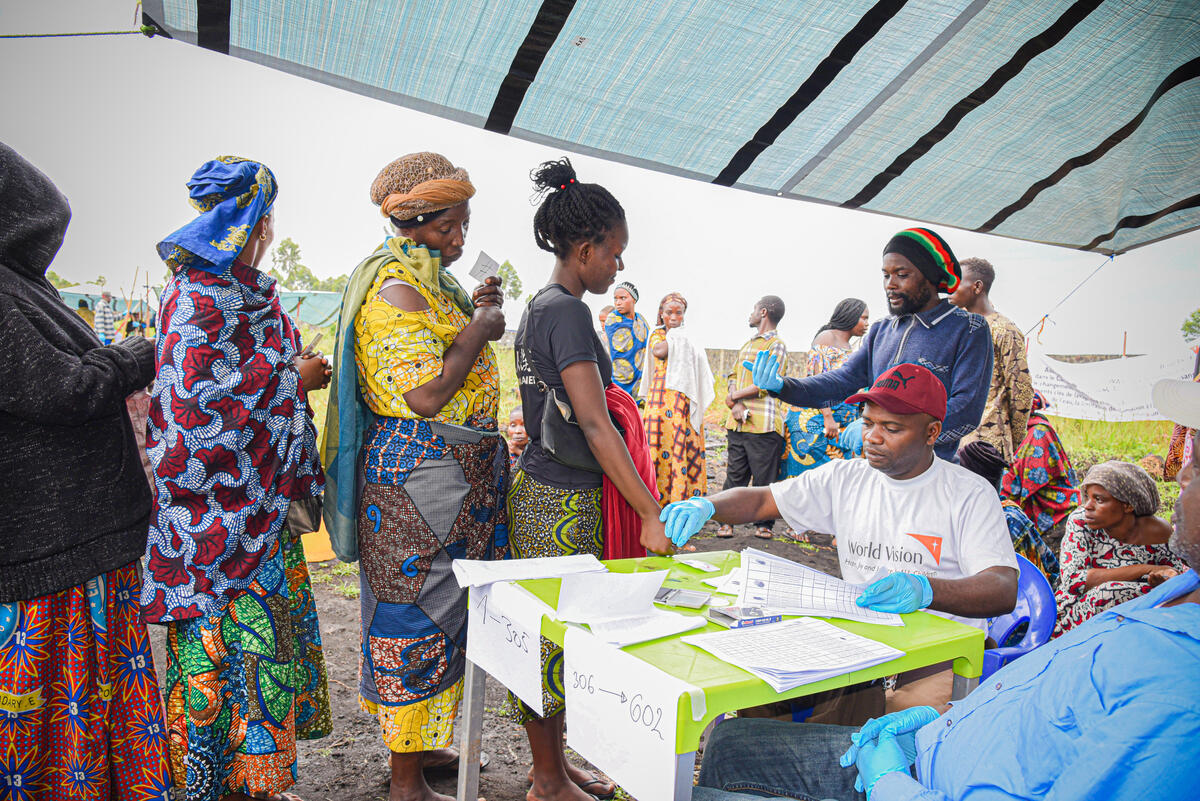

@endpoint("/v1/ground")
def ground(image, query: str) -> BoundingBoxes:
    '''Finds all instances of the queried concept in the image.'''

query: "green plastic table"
[457,550,984,801]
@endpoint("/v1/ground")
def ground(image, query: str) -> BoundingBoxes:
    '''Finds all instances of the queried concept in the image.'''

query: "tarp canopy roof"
[143,0,1200,254]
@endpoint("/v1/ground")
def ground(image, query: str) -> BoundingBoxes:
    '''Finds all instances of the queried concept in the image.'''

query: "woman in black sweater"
[0,144,171,795]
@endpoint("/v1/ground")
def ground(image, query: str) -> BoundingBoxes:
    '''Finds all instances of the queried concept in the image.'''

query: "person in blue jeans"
[692,377,1200,801]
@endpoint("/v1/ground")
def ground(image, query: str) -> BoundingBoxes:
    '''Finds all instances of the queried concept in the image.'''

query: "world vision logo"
[905,533,943,565]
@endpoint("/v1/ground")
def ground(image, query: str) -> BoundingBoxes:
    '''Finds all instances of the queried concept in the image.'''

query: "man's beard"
[890,283,934,316]
[1169,526,1199,573]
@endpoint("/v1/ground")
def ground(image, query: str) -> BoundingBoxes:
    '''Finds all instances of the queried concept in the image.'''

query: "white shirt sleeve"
[769,462,842,536]
[954,481,1019,575]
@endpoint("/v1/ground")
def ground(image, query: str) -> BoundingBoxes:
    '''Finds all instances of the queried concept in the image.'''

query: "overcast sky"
[3,1,1197,357]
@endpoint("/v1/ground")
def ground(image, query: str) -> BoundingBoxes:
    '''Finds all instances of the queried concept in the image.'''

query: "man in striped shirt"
[93,290,115,344]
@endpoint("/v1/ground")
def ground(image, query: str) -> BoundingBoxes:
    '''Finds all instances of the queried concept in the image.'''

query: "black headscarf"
[816,298,867,337]
[957,441,1009,489]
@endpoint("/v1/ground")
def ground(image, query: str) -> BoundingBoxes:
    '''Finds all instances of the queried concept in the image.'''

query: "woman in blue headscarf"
[142,157,332,801]
[604,281,649,395]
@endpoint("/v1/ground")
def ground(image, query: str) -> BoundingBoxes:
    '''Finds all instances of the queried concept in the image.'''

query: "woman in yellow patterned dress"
[642,292,713,503]
[323,152,507,801]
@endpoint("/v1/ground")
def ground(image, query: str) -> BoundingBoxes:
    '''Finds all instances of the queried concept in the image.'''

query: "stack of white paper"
[558,570,705,647]
[682,617,905,691]
[703,566,746,596]
[738,549,902,626]
[452,554,607,588]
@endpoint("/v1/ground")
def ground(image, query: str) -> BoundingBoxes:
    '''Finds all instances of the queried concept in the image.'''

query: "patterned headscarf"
[615,281,639,302]
[370,151,475,222]
[1080,460,1160,517]
[883,228,961,293]
[157,157,277,274]
[656,291,687,326]
[1031,389,1049,412]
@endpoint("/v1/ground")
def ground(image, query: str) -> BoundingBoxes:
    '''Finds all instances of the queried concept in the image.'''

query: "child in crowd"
[507,406,528,465]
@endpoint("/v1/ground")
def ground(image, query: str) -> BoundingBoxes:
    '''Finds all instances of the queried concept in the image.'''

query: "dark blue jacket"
[777,300,993,461]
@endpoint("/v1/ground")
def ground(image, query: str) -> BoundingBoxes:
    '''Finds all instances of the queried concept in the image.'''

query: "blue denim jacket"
[876,569,1200,800]
[776,300,992,461]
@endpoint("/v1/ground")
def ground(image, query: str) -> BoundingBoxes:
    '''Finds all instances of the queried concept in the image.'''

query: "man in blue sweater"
[750,228,992,461]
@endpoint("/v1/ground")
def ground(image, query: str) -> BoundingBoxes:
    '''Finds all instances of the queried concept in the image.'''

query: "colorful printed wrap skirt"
[780,401,860,479]
[357,416,510,753]
[163,525,331,801]
[0,561,171,801]
[503,468,603,723]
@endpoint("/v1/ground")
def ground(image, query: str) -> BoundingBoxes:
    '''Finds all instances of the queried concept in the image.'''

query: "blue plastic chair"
[982,554,1056,679]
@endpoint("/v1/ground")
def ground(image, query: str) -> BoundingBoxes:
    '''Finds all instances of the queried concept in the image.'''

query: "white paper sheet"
[468,250,500,282]
[556,570,669,624]
[466,582,550,715]
[703,565,746,595]
[682,617,905,692]
[452,554,606,588]
[565,627,701,801]
[587,610,707,647]
[739,548,902,626]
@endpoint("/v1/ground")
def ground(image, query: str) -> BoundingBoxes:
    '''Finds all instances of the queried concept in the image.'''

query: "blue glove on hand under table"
[839,705,940,771]
[855,573,933,614]
[741,349,784,393]
[838,418,864,456]
[659,497,715,547]
[854,730,910,798]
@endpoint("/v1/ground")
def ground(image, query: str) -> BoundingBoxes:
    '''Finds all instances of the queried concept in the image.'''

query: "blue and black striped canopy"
[142,0,1200,254]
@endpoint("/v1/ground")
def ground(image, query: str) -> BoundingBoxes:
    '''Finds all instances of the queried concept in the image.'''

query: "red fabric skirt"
[602,384,661,560]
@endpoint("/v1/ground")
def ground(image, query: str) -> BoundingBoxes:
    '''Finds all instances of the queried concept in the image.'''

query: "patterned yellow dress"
[352,243,509,754]
[643,327,707,503]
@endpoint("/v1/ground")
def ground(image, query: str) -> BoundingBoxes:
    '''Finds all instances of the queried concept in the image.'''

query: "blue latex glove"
[854,731,909,798]
[838,418,864,455]
[659,497,715,547]
[839,705,940,772]
[856,573,933,613]
[741,349,784,393]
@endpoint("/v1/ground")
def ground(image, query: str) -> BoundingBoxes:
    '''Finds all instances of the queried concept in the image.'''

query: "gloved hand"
[853,731,909,797]
[838,418,864,456]
[839,705,939,770]
[741,349,784,393]
[856,573,933,613]
[659,497,716,547]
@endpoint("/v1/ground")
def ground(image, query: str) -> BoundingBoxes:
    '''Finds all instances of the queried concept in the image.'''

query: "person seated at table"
[958,440,1060,588]
[662,363,1017,719]
[1053,460,1185,637]
[692,377,1200,801]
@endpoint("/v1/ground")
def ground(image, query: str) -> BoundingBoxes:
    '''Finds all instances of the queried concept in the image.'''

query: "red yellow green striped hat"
[883,228,961,293]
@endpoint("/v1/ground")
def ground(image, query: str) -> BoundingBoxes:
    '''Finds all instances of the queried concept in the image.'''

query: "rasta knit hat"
[883,228,961,293]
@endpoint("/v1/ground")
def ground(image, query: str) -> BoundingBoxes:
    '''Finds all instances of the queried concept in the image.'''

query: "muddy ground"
[149,425,838,800]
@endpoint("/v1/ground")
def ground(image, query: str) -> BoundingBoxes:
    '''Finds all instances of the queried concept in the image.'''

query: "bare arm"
[709,486,781,527]
[560,360,672,554]
[927,565,1018,618]
[386,279,505,419]
[652,340,668,359]
[1084,564,1158,589]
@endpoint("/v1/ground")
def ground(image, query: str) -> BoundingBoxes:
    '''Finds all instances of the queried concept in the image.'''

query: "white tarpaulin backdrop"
[1028,349,1196,422]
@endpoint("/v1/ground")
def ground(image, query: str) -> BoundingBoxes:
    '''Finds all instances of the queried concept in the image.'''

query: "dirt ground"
[149,424,838,801]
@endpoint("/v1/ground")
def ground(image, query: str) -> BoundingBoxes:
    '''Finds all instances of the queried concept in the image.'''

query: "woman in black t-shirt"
[508,158,672,801]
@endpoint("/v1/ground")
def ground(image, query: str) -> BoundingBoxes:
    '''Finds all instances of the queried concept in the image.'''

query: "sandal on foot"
[422,748,491,775]
[716,525,735,539]
[753,528,774,539]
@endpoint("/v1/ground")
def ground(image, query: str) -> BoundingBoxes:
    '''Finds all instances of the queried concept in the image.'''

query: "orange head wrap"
[369,151,475,221]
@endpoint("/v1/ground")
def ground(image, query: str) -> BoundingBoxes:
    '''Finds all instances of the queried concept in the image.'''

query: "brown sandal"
[716,525,735,539]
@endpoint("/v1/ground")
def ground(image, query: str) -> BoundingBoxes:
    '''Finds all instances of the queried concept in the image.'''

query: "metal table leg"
[457,658,486,801]
[673,750,697,801]
[950,673,978,701]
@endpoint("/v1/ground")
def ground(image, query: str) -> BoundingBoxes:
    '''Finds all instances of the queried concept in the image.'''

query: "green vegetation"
[269,237,349,293]
[1182,307,1200,342]
[46,270,76,289]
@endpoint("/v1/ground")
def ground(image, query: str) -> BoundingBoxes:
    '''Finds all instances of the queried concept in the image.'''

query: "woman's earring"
[259,232,268,241]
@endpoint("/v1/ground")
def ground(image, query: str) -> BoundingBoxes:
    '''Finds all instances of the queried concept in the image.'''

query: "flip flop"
[424,748,491,775]
[716,525,735,539]
[753,528,774,539]
[577,776,616,800]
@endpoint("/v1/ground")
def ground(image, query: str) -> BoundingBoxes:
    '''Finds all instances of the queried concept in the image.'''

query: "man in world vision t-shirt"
[662,363,1017,715]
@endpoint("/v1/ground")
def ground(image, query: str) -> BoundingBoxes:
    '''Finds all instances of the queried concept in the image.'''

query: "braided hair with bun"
[530,157,625,257]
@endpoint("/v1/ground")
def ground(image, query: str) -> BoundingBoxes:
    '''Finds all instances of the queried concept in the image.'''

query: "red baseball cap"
[847,363,947,421]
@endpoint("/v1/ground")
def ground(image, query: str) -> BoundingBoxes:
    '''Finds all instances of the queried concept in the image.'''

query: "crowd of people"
[2,139,1197,801]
